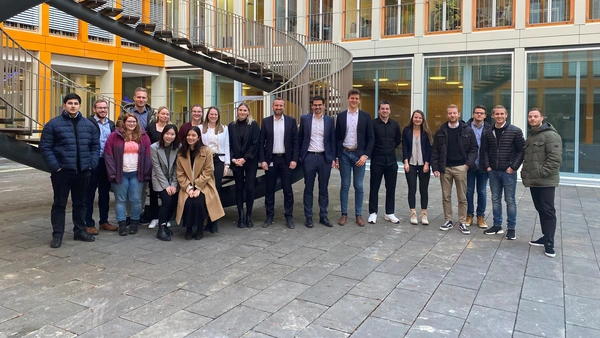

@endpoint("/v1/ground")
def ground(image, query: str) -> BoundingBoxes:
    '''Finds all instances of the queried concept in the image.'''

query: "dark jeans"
[530,187,557,249]
[405,164,430,209]
[208,156,224,226]
[368,161,398,215]
[265,155,294,219]
[85,157,110,227]
[303,152,332,220]
[158,190,178,225]
[467,170,488,217]
[232,159,258,215]
[51,169,91,238]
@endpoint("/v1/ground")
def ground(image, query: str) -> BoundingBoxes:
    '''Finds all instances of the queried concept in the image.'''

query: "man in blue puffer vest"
[40,93,100,248]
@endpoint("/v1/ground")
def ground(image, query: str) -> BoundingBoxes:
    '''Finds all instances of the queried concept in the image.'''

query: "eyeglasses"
[125,120,137,124]
[474,112,486,115]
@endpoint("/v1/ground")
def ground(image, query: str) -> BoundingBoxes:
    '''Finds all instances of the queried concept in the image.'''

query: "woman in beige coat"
[176,126,225,239]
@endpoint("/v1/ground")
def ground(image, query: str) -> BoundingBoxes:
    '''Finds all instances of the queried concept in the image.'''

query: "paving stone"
[394,239,436,259]
[442,264,487,290]
[397,267,447,294]
[314,294,380,333]
[298,275,359,306]
[237,263,296,289]
[24,325,77,338]
[275,246,326,268]
[525,253,564,281]
[425,284,477,319]
[3,280,96,313]
[562,243,597,260]
[76,318,146,338]
[375,255,420,276]
[564,273,600,300]
[125,277,183,302]
[563,256,600,278]
[68,275,151,307]
[0,306,19,325]
[296,324,349,338]
[240,332,274,338]
[356,238,402,261]
[454,247,495,268]
[565,323,600,337]
[130,310,211,338]
[331,256,381,281]
[180,268,249,296]
[129,258,195,281]
[372,288,431,325]
[120,289,204,326]
[485,260,526,286]
[515,299,565,337]
[351,316,410,337]
[227,251,286,274]
[180,254,242,276]
[254,299,328,338]
[243,279,310,313]
[0,300,87,337]
[474,280,521,313]
[284,260,340,285]
[316,244,364,265]
[186,284,260,318]
[460,305,516,338]
[565,295,600,330]
[349,271,403,300]
[187,305,270,338]
[405,310,464,337]
[343,232,385,249]
[522,276,564,306]
[417,250,460,271]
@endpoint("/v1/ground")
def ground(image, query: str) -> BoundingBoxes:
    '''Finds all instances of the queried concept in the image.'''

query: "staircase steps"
[78,0,106,9]
[98,7,123,17]
[117,15,140,25]
[135,22,155,32]
[153,30,173,39]
[170,37,191,46]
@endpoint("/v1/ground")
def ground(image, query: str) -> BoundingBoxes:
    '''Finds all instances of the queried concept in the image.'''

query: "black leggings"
[158,190,178,225]
[181,191,207,232]
[232,160,258,214]
[405,164,430,209]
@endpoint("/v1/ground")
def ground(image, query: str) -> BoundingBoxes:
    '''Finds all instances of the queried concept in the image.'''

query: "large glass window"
[528,0,572,25]
[424,54,512,130]
[527,50,600,175]
[122,77,152,106]
[168,71,204,125]
[275,0,298,34]
[427,0,462,33]
[308,0,333,41]
[245,0,265,46]
[383,0,415,36]
[588,0,600,20]
[215,0,234,48]
[475,0,513,29]
[344,0,373,39]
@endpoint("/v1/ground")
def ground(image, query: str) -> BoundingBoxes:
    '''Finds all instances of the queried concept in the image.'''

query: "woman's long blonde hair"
[237,103,254,125]
[202,106,224,134]
[155,106,173,124]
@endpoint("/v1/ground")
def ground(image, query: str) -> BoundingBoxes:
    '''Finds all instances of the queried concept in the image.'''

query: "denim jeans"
[488,170,517,229]
[467,170,488,217]
[112,171,143,222]
[339,150,366,216]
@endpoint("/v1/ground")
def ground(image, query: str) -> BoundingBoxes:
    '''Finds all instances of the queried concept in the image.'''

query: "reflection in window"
[168,71,204,124]
[309,0,333,41]
[427,0,462,33]
[344,0,372,39]
[383,0,415,36]
[245,0,265,46]
[529,0,571,24]
[590,0,600,20]
[475,0,513,29]
[276,0,297,34]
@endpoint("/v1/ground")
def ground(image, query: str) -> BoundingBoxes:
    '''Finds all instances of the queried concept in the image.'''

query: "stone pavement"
[1,160,600,337]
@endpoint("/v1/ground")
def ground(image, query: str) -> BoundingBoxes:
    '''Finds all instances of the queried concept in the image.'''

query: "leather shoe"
[286,219,295,229]
[74,232,95,242]
[246,217,254,228]
[305,218,313,228]
[50,237,62,248]
[86,227,99,235]
[100,223,118,231]
[320,217,333,227]
[262,217,274,228]
[356,215,365,227]
[338,215,347,226]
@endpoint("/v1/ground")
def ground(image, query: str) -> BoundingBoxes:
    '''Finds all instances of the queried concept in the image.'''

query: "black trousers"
[208,156,224,225]
[158,190,178,225]
[51,169,91,238]
[232,159,258,215]
[303,152,331,220]
[85,157,110,226]
[405,164,430,209]
[368,161,398,214]
[530,187,557,249]
[181,191,207,232]
[149,181,159,219]
[265,155,294,219]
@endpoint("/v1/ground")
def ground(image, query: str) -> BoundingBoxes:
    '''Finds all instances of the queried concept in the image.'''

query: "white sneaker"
[148,219,159,229]
[410,211,418,225]
[368,213,377,224]
[166,221,172,228]
[385,214,400,224]
[421,213,429,225]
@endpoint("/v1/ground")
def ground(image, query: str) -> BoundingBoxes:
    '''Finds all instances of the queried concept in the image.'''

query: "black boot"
[246,212,254,228]
[185,227,193,240]
[118,220,128,236]
[129,220,139,234]
[157,223,171,241]
[194,225,203,240]
[237,208,245,228]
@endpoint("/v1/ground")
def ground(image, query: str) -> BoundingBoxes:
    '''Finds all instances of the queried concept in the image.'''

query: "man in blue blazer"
[259,97,300,229]
[334,89,375,227]
[298,96,336,228]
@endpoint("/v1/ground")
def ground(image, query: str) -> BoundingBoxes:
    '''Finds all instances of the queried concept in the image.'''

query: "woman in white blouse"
[201,106,230,233]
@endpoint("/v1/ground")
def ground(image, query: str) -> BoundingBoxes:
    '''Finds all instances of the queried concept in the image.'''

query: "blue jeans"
[487,170,517,229]
[339,150,366,216]
[467,170,488,217]
[112,171,143,222]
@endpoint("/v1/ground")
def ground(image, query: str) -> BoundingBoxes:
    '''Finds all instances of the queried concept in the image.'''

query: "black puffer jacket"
[480,122,525,171]
[431,121,478,173]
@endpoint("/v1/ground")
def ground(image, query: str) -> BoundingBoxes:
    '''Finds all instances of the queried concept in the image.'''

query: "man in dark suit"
[298,96,336,228]
[335,89,375,227]
[259,97,299,229]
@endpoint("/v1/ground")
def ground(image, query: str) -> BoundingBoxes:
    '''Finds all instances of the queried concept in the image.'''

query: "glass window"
[344,0,373,39]
[245,0,265,46]
[475,0,513,29]
[383,0,415,36]
[589,0,600,20]
[215,0,234,48]
[309,0,333,41]
[427,0,462,33]
[424,54,512,130]
[275,0,298,34]
[168,71,204,125]
[528,0,572,25]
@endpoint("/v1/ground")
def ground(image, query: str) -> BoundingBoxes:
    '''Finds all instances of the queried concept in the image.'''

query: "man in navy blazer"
[298,96,336,228]
[334,89,375,227]
[259,97,299,229]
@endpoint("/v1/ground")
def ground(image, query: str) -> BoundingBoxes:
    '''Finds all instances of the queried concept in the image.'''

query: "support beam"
[0,0,46,22]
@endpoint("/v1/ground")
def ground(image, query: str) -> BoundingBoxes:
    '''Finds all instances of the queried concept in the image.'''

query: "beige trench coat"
[175,146,225,224]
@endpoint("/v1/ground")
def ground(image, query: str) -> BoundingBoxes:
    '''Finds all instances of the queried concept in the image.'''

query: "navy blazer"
[335,110,374,158]
[402,126,432,164]
[298,113,336,164]
[258,115,299,164]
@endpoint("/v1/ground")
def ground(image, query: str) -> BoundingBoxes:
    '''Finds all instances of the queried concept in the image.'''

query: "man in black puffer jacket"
[480,105,524,240]
[40,93,100,248]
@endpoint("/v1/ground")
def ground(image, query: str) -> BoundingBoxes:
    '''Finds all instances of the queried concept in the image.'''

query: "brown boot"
[100,223,118,231]
[86,227,99,235]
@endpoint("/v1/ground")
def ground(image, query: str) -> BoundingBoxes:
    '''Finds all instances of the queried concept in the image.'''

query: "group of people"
[40,87,562,259]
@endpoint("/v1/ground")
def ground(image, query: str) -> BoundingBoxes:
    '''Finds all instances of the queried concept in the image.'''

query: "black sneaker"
[545,246,556,258]
[505,229,516,240]
[484,225,504,235]
[440,221,454,231]
[458,223,470,234]
[529,237,546,247]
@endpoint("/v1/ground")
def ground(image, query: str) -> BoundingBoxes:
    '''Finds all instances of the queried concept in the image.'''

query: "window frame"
[587,0,600,22]
[381,0,416,38]
[472,0,515,31]
[342,0,373,41]
[425,0,463,35]
[526,0,574,27]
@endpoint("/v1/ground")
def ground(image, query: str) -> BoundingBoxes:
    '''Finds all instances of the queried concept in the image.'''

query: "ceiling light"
[396,83,409,86]
[446,81,461,85]
[352,84,363,88]
[242,86,251,90]
[374,78,388,82]
[429,76,446,80]
[458,86,464,88]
